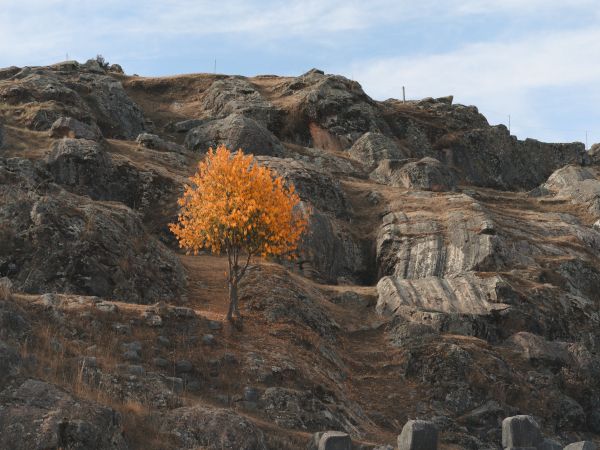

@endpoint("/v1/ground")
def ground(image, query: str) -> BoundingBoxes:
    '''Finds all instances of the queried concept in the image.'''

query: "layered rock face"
[0,61,599,449]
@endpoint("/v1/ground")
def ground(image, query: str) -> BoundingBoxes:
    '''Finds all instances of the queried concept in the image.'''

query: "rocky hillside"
[0,58,599,449]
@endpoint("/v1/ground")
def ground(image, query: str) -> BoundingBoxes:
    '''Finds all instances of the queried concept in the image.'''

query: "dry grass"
[0,280,11,301]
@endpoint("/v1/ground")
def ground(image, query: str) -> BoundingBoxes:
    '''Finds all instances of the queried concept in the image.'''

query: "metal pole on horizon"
[508,115,511,135]
[402,86,406,103]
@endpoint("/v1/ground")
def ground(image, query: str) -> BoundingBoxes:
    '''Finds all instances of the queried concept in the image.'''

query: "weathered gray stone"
[243,386,259,402]
[372,157,457,192]
[50,117,102,140]
[185,113,284,155]
[537,165,600,217]
[175,359,193,373]
[136,132,185,154]
[537,438,562,450]
[377,273,510,316]
[397,420,438,450]
[502,415,542,448]
[0,341,21,389]
[160,404,266,449]
[348,132,409,169]
[200,77,279,127]
[563,442,597,450]
[170,118,205,133]
[318,431,351,450]
[0,379,128,450]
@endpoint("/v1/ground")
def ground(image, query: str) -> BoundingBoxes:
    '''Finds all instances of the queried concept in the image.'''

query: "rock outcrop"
[348,132,409,169]
[0,379,128,450]
[185,113,285,155]
[371,157,458,191]
[50,116,103,141]
[0,64,145,137]
[534,165,600,217]
[0,157,185,302]
[160,405,267,450]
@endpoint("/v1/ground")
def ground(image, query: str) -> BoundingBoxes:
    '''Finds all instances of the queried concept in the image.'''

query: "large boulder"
[159,404,266,450]
[184,113,284,156]
[49,116,103,141]
[376,196,501,279]
[277,69,389,149]
[136,132,185,154]
[397,420,438,450]
[534,165,600,217]
[0,379,128,450]
[563,442,597,450]
[501,415,542,448]
[318,431,351,450]
[200,77,281,128]
[376,272,511,317]
[371,157,457,191]
[348,132,410,169]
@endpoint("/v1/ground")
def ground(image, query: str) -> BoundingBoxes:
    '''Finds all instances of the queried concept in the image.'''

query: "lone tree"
[170,145,307,322]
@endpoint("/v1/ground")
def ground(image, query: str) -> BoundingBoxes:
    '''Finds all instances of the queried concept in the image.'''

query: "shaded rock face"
[438,126,586,190]
[45,138,183,217]
[0,65,144,138]
[0,340,22,390]
[0,158,184,303]
[299,207,367,284]
[160,404,267,450]
[255,156,350,218]
[254,156,365,283]
[0,379,128,450]
[185,113,284,155]
[372,157,458,191]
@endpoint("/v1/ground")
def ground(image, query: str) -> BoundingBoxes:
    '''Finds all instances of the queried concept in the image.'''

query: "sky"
[1,0,599,146]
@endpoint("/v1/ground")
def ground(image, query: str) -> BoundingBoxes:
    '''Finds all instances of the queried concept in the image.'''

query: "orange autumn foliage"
[170,145,308,321]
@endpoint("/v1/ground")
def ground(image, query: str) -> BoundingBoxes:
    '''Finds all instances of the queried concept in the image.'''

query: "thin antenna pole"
[214,59,216,74]
[508,115,511,134]
[402,86,406,103]
[66,53,69,61]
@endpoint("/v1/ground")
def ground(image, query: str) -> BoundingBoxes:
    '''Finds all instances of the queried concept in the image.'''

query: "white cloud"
[349,26,600,142]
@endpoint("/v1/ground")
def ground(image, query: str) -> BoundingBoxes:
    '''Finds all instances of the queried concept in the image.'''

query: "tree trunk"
[227,280,239,322]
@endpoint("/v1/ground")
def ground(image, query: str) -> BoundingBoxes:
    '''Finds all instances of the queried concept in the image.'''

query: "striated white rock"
[376,272,510,316]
